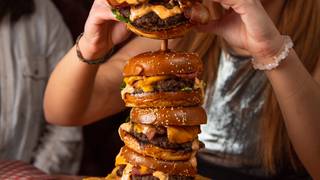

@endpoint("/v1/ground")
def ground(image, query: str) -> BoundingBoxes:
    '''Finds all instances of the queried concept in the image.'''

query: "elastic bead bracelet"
[251,35,294,71]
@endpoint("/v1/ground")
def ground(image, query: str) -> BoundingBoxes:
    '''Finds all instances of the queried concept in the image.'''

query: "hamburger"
[109,0,210,39]
[119,107,207,161]
[111,146,197,179]
[121,50,205,107]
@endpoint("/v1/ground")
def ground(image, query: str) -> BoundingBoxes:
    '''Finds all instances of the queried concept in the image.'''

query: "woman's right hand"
[79,0,130,59]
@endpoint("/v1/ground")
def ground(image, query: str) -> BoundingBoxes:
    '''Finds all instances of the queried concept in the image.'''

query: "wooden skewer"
[161,39,168,51]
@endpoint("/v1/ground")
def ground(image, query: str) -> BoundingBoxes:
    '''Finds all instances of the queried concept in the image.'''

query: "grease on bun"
[123,51,203,77]
[131,106,207,126]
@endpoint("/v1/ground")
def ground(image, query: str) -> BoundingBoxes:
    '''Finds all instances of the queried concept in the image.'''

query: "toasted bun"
[127,23,192,40]
[123,50,203,77]
[131,106,207,126]
[120,146,197,176]
[124,90,203,107]
[119,127,198,161]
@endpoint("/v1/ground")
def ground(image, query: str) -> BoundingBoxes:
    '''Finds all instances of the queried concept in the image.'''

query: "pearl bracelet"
[251,36,294,71]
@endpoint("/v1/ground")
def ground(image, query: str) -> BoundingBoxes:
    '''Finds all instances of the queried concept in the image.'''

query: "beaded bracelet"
[251,36,294,71]
[76,33,115,65]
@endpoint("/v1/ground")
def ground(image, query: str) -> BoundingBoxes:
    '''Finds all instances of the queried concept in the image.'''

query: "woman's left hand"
[197,0,283,59]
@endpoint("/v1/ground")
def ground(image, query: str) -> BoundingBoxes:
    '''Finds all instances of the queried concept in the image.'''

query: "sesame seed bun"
[124,90,203,107]
[130,106,207,126]
[123,51,203,77]
[126,23,192,40]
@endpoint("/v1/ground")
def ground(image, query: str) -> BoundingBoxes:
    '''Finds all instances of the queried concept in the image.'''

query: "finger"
[209,0,245,6]
[185,2,210,24]
[111,23,131,43]
[209,0,262,15]
[90,0,117,20]
[195,19,222,35]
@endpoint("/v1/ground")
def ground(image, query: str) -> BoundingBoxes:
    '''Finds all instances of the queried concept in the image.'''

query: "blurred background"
[52,0,128,177]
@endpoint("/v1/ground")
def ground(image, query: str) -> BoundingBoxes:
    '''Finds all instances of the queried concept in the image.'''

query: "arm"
[265,52,320,179]
[44,0,176,126]
[44,37,164,126]
[198,0,320,178]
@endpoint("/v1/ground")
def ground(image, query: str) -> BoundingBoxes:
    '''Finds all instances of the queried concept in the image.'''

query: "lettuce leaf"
[112,9,130,23]
[181,87,193,92]
[120,81,126,90]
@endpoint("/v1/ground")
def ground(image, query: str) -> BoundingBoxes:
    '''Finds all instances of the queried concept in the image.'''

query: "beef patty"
[118,7,188,31]
[132,78,195,94]
[131,131,193,152]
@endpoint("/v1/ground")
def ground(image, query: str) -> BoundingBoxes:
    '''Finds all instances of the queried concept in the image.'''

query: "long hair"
[175,0,320,175]
[0,0,35,23]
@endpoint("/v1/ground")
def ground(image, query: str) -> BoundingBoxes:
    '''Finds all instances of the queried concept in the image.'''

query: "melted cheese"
[136,76,168,92]
[133,123,154,134]
[138,165,150,175]
[124,76,143,85]
[121,84,135,99]
[153,171,169,180]
[115,154,128,166]
[167,126,200,144]
[130,4,182,21]
[124,76,169,93]
[194,77,204,96]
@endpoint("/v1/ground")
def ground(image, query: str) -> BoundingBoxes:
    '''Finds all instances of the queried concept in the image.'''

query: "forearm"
[265,50,320,178]
[44,36,166,126]
[44,40,124,126]
[44,46,99,125]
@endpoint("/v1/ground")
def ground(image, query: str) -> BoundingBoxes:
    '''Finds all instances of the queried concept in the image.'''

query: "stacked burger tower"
[104,0,210,179]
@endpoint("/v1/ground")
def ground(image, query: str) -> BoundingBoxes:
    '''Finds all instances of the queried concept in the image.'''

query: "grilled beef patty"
[155,78,194,92]
[118,7,188,31]
[131,131,193,152]
[132,78,194,94]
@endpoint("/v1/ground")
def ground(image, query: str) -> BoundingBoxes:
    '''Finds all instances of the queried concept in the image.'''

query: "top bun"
[123,51,203,77]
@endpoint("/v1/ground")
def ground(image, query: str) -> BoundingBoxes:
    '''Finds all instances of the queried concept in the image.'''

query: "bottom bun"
[126,23,192,40]
[119,128,198,161]
[120,146,197,177]
[124,90,203,107]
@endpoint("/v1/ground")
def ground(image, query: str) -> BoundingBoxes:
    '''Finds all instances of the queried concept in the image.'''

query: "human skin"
[44,0,320,178]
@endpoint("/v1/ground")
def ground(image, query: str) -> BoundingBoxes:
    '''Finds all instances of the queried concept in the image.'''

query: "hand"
[197,0,283,59]
[79,0,131,59]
